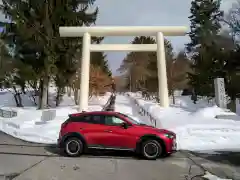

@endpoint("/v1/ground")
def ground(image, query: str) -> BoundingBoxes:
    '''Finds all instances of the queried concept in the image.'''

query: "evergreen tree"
[91,52,112,77]
[0,0,100,108]
[186,0,224,97]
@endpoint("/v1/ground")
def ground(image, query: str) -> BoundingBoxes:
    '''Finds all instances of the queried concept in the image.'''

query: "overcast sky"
[0,0,236,75]
[94,0,236,75]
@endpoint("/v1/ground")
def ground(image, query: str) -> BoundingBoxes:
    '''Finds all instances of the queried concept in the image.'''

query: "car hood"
[136,124,175,136]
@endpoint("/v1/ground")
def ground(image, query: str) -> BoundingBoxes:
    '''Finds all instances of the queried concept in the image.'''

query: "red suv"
[58,111,177,160]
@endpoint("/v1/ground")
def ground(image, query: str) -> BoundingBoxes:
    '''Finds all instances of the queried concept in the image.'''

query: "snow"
[2,86,240,154]
[0,89,111,144]
[203,171,232,180]
[128,92,240,152]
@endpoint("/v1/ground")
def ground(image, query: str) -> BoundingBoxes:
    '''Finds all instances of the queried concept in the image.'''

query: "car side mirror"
[121,122,128,129]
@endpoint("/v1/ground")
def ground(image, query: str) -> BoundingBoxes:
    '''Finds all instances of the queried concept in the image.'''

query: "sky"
[0,0,236,75]
[94,0,236,75]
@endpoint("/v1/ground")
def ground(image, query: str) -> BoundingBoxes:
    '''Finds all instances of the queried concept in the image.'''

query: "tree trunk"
[31,94,37,106]
[39,75,49,109]
[67,87,71,97]
[56,87,64,107]
[172,89,176,105]
[56,90,60,107]
[227,99,236,112]
[13,86,23,107]
[47,87,49,106]
[17,93,23,107]
[74,88,79,105]
[38,80,43,108]
[13,94,20,107]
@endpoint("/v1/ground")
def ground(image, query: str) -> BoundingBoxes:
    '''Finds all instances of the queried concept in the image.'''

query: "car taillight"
[61,118,71,128]
[61,122,68,128]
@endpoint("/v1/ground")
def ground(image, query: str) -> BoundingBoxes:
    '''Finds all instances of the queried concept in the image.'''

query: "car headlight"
[163,133,174,138]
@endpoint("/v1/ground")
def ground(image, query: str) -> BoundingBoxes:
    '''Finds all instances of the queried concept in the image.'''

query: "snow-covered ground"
[2,86,240,156]
[128,92,240,153]
[0,88,111,144]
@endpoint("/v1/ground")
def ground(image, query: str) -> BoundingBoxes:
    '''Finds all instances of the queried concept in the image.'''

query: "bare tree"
[167,51,191,104]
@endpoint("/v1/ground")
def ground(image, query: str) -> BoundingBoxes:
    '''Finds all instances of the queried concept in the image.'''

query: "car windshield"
[118,113,140,124]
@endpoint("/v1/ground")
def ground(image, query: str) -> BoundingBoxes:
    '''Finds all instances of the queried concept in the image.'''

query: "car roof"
[69,111,120,117]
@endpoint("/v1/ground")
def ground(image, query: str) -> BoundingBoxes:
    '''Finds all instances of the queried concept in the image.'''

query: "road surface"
[0,131,207,180]
[1,131,240,179]
[1,94,240,179]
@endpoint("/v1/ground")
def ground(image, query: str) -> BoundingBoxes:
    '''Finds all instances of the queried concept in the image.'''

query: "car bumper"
[165,137,177,154]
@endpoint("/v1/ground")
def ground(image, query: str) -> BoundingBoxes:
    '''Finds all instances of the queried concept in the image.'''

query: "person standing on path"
[111,79,116,95]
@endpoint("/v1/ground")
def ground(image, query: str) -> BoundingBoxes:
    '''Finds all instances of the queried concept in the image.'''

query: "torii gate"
[59,26,188,111]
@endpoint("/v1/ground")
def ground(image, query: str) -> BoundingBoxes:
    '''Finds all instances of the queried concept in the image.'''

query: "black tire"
[64,137,84,157]
[141,140,162,160]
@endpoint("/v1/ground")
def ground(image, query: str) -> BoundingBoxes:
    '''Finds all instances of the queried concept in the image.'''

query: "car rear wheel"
[64,137,83,157]
[141,140,162,160]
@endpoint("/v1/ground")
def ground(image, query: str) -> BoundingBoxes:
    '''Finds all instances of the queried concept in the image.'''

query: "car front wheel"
[141,140,162,160]
[64,137,83,157]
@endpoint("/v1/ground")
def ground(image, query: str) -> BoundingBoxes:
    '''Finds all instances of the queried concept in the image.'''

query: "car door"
[79,114,108,147]
[100,115,138,149]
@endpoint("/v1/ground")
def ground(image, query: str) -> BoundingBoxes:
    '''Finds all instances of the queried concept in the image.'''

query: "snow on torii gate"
[59,26,188,111]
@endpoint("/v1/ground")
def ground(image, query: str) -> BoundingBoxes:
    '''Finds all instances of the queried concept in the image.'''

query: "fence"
[0,107,56,122]
[41,109,56,122]
[0,108,17,118]
[127,93,157,127]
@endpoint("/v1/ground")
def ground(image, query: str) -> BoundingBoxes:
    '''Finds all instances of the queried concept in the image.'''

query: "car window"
[92,115,103,124]
[69,115,85,122]
[117,113,139,124]
[82,115,104,124]
[104,115,124,126]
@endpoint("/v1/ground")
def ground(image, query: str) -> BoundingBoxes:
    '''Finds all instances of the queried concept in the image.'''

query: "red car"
[58,111,177,160]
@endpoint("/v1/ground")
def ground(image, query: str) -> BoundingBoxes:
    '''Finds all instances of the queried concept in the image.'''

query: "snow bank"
[203,171,232,180]
[0,90,111,144]
[129,93,240,152]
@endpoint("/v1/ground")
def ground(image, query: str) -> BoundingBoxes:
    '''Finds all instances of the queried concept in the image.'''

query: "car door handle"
[104,130,112,133]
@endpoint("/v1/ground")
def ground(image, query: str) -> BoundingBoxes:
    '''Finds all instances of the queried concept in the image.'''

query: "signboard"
[236,98,240,115]
[214,78,226,109]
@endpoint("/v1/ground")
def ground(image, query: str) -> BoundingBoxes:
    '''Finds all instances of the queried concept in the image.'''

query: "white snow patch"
[203,171,232,180]
[128,93,240,152]
[0,89,111,144]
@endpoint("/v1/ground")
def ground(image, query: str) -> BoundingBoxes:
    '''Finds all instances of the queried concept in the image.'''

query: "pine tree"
[0,0,100,108]
[186,0,224,97]
[91,52,112,77]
